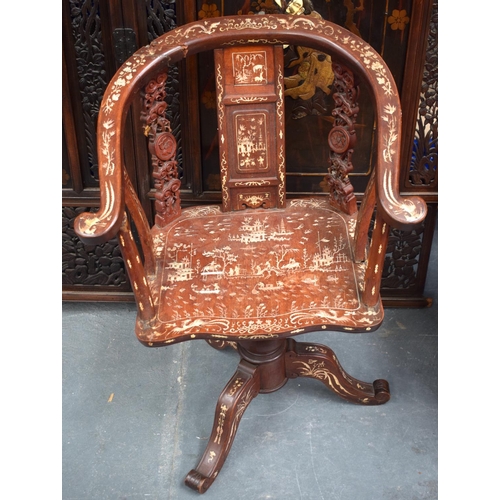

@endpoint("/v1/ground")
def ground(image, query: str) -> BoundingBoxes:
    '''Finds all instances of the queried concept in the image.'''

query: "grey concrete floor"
[62,228,437,500]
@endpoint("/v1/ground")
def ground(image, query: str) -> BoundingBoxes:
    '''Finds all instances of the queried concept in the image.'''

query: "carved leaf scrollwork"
[142,73,181,227]
[325,63,359,215]
[62,207,128,287]
[145,0,182,173]
[69,0,108,183]
[145,0,177,40]
[381,224,424,291]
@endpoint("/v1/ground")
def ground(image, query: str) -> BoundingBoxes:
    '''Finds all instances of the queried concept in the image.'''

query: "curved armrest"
[74,47,187,246]
[74,179,124,246]
[73,80,127,245]
[375,104,427,229]
[74,15,426,245]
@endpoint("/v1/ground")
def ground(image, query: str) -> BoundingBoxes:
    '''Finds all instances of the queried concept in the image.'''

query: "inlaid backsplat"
[215,44,286,212]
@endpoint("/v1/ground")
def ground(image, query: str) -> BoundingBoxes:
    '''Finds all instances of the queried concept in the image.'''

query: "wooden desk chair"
[75,14,427,493]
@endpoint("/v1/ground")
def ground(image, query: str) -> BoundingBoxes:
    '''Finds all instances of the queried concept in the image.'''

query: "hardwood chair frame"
[74,15,427,493]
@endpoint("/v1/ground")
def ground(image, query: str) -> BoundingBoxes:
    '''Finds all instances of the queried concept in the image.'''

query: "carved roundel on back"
[155,132,177,161]
[328,127,350,154]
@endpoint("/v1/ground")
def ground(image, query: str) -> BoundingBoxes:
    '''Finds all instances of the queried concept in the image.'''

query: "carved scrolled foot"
[185,360,260,493]
[372,378,391,404]
[285,339,390,405]
[205,339,238,351]
[184,470,210,494]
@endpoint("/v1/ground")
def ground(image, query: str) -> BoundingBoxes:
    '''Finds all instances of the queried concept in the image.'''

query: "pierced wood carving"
[409,0,437,187]
[325,63,359,215]
[69,0,107,184]
[142,73,181,228]
[62,207,128,287]
[232,51,268,85]
[382,223,425,291]
[145,0,177,41]
[145,0,182,175]
[215,45,286,212]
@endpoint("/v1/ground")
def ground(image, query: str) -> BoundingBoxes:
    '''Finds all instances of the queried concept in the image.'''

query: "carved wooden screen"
[63,0,181,299]
[62,0,437,306]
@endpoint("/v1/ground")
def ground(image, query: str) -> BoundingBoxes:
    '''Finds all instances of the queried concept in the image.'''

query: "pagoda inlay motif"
[235,113,269,172]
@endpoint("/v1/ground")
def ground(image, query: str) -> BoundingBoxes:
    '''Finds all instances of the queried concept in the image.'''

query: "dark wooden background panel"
[404,0,437,192]
[62,0,438,305]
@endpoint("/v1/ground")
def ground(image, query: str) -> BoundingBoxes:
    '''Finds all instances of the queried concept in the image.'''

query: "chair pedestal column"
[185,337,390,493]
[237,339,288,393]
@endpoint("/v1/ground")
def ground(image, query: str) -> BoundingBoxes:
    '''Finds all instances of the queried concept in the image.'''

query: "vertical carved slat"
[325,63,358,215]
[142,72,182,228]
[144,0,182,173]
